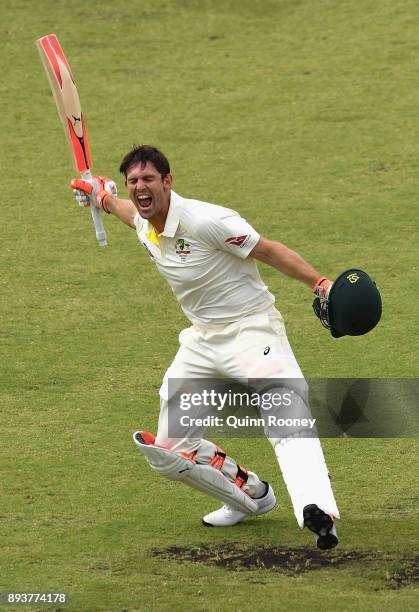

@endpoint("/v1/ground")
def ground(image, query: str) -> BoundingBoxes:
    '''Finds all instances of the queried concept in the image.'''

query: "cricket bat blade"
[36,34,107,246]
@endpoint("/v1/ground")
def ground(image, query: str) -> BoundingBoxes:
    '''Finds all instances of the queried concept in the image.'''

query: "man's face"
[126,161,172,221]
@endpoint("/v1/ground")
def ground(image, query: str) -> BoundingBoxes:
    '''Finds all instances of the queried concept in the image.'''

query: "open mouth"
[137,194,153,209]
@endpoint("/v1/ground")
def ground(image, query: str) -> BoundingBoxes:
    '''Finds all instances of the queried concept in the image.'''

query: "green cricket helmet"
[313,269,382,338]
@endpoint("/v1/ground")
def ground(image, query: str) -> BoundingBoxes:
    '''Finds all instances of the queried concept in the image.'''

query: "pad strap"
[208,447,226,470]
[235,464,249,489]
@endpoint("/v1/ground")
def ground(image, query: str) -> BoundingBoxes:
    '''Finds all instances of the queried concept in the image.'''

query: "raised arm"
[71,175,137,229]
[99,194,137,229]
[250,237,330,294]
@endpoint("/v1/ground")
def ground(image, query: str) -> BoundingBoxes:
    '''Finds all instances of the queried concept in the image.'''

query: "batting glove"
[312,277,333,299]
[71,175,117,213]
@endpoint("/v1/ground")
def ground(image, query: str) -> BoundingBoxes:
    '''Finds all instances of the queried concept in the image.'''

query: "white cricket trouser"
[155,306,339,526]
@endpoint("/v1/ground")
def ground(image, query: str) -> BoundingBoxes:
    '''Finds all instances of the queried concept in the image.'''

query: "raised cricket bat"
[36,34,107,246]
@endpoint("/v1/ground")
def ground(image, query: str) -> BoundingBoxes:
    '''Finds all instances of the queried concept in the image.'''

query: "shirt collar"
[160,190,183,237]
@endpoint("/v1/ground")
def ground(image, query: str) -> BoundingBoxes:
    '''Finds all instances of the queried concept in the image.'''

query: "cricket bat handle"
[82,170,108,246]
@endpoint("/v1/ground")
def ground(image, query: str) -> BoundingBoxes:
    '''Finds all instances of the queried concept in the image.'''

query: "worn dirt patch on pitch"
[152,544,418,589]
[152,543,368,574]
[386,555,418,590]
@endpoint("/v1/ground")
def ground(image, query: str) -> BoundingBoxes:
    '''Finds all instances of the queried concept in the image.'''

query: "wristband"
[312,277,332,294]
[97,190,112,214]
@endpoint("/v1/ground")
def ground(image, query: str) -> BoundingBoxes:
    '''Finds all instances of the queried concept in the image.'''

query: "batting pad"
[274,436,340,527]
[133,432,257,513]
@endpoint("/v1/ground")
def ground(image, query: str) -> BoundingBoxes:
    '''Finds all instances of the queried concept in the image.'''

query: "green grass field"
[1,0,418,610]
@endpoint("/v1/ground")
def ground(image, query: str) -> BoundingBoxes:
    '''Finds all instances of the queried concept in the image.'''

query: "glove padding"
[71,175,117,210]
[312,277,333,299]
[312,277,333,331]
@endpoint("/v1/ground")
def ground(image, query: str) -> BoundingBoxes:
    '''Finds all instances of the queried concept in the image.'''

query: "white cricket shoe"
[202,482,276,527]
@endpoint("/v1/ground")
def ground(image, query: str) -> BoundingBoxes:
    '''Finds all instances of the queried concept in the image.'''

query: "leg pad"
[133,432,257,513]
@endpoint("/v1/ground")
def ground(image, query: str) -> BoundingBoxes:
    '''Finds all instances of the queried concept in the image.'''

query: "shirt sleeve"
[196,207,260,259]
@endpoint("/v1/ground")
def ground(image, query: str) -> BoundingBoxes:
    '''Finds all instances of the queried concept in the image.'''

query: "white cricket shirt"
[134,191,275,325]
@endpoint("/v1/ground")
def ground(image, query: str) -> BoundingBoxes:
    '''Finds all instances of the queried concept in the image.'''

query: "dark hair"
[119,145,171,179]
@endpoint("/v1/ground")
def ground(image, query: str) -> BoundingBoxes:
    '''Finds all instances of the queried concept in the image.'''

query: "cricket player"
[72,145,339,550]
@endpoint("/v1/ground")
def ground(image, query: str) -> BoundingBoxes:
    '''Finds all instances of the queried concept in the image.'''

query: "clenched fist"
[71,175,117,213]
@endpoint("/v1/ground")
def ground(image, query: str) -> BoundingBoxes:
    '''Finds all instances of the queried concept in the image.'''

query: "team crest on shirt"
[175,238,192,261]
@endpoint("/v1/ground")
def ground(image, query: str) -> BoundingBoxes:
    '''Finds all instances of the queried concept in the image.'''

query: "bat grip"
[82,170,108,246]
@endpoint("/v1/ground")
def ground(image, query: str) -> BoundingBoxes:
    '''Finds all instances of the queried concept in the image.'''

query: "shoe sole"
[303,504,338,550]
